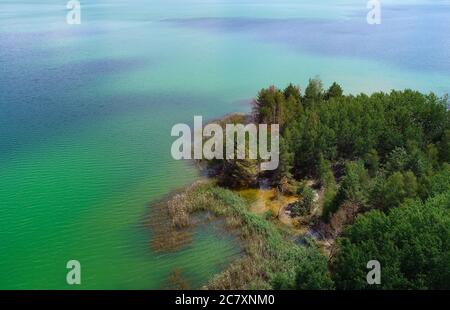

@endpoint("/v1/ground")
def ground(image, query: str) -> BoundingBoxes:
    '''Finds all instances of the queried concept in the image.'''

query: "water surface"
[0,0,449,289]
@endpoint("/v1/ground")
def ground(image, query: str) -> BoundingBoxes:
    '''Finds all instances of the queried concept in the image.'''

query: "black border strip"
[1,290,448,307]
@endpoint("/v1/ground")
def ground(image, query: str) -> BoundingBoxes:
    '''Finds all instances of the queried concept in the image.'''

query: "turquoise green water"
[1,0,449,289]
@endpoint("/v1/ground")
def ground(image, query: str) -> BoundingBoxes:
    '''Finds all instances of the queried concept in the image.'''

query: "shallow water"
[0,0,449,289]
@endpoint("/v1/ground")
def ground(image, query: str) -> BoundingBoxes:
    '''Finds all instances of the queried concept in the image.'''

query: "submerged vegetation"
[152,181,332,289]
[154,78,449,289]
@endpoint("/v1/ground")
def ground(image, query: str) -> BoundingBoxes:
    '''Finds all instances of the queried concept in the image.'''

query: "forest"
[199,78,450,289]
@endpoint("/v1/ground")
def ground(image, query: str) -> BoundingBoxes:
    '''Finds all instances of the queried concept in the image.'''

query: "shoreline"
[147,109,328,289]
[146,163,329,290]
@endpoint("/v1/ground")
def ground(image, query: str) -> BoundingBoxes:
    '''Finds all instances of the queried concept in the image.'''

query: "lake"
[0,0,449,289]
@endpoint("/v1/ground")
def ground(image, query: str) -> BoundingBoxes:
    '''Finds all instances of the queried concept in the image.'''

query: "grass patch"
[154,181,332,289]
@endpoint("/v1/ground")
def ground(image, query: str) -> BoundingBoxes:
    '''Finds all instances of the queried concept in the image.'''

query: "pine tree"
[274,136,294,184]
[325,82,343,100]
[303,77,323,108]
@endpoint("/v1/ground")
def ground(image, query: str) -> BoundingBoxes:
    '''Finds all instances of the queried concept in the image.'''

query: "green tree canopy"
[332,189,450,289]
